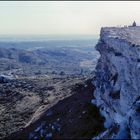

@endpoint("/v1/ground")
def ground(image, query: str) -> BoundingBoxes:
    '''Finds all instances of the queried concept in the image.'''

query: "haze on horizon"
[0,1,140,36]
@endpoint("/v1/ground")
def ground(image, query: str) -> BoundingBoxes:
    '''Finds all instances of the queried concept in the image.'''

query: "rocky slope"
[92,26,140,139]
[0,76,90,139]
[3,77,104,140]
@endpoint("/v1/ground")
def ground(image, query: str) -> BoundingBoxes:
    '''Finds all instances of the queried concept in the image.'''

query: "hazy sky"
[0,1,140,35]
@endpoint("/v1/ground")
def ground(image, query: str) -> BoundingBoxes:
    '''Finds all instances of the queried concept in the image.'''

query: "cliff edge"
[92,26,140,139]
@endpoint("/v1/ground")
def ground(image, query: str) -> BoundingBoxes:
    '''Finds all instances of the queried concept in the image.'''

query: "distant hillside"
[0,42,99,76]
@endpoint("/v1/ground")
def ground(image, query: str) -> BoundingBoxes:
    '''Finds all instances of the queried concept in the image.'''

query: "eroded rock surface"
[93,26,140,139]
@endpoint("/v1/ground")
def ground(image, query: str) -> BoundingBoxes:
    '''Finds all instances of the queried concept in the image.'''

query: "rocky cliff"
[92,26,140,139]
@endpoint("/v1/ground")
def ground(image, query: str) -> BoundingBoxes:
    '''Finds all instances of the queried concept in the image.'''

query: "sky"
[0,1,140,35]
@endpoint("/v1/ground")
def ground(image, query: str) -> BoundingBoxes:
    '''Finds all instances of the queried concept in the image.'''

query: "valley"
[0,38,103,139]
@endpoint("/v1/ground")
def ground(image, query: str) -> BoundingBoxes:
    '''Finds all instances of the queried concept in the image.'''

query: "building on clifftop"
[132,21,136,26]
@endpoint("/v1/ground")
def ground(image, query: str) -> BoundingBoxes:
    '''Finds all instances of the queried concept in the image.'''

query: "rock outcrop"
[92,26,140,139]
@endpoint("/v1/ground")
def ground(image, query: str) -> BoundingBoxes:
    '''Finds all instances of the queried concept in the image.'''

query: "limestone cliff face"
[92,27,140,139]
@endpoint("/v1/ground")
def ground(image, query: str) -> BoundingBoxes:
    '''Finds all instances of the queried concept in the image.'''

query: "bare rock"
[93,26,140,139]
